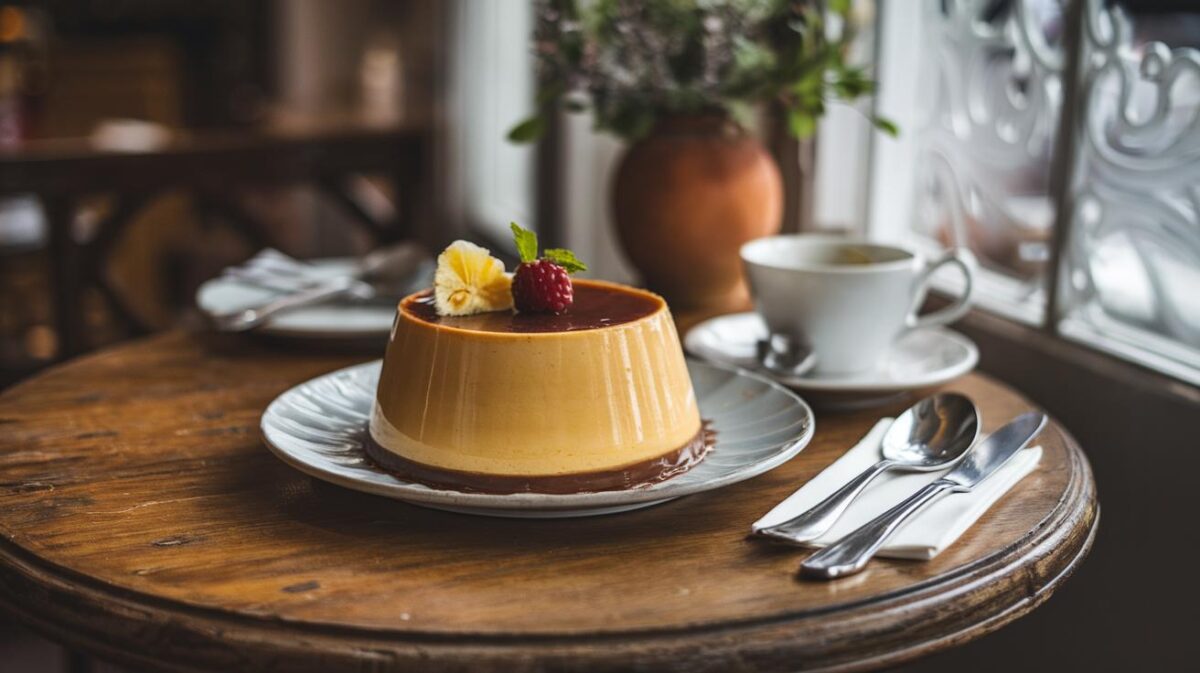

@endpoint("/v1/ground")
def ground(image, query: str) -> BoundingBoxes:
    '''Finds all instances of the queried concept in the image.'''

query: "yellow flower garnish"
[434,240,513,316]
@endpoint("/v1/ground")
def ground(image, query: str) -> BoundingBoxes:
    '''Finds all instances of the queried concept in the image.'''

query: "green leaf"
[543,248,588,273]
[792,68,825,97]
[510,222,539,263]
[832,67,873,99]
[507,117,545,143]
[829,0,851,15]
[873,116,900,137]
[604,103,656,140]
[727,101,756,131]
[788,109,817,138]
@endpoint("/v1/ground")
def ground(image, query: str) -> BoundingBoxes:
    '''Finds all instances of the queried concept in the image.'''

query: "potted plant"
[510,0,894,310]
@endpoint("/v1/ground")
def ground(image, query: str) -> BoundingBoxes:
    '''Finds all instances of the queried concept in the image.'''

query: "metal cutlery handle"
[756,460,895,544]
[800,479,957,579]
[213,277,364,332]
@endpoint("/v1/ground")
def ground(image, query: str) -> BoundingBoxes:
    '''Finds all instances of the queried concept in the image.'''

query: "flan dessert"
[367,226,706,494]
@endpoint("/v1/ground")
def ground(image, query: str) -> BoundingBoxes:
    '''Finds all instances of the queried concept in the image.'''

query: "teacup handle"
[906,248,975,330]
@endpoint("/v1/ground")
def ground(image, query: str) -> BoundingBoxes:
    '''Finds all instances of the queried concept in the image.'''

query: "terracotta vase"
[612,114,783,312]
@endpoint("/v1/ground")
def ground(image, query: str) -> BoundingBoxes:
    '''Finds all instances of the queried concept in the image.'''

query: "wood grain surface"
[0,330,1097,672]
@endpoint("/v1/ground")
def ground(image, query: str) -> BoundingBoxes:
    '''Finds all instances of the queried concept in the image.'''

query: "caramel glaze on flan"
[367,280,709,494]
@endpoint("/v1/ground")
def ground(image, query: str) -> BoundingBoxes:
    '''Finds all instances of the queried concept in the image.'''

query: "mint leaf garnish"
[510,222,588,273]
[544,248,588,274]
[510,222,538,263]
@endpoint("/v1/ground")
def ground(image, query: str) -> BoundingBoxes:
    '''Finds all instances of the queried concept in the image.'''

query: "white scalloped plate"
[197,259,400,339]
[261,359,814,518]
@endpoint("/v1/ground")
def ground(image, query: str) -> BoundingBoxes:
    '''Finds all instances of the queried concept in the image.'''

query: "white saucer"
[197,259,400,340]
[261,359,814,518]
[684,312,978,409]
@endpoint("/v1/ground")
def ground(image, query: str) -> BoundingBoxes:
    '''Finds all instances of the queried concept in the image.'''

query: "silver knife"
[800,411,1048,580]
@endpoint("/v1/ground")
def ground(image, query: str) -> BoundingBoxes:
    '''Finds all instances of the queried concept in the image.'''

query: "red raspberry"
[512,259,574,314]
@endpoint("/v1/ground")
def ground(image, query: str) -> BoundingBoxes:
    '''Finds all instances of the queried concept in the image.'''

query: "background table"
[0,331,1097,672]
[0,113,429,360]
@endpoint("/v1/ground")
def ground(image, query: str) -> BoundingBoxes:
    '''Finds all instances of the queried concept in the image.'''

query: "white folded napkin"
[752,419,1042,560]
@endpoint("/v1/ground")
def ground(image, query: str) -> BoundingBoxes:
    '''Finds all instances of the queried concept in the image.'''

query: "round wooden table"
[0,332,1097,672]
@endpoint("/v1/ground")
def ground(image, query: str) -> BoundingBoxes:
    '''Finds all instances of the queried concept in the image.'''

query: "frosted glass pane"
[1057,1,1200,383]
[908,0,1067,322]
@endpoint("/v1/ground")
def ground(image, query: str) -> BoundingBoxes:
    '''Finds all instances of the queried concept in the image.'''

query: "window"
[870,0,1200,385]
[445,0,536,243]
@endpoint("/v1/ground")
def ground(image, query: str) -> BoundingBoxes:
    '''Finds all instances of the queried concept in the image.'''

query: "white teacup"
[740,235,975,376]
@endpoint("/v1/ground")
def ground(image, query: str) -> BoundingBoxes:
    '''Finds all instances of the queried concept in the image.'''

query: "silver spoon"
[753,392,980,545]
[213,244,433,332]
[757,333,817,378]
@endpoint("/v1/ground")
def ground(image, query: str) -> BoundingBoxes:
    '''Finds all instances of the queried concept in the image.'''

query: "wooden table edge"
[0,416,1098,673]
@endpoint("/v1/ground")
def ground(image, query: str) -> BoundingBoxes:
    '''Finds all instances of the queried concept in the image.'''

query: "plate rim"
[260,358,815,511]
[684,311,979,393]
